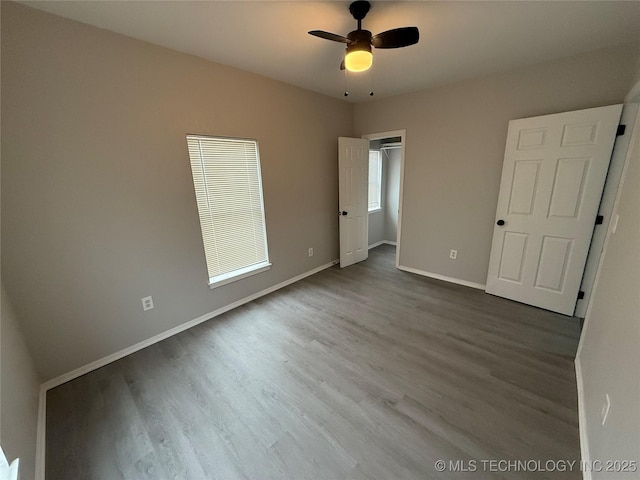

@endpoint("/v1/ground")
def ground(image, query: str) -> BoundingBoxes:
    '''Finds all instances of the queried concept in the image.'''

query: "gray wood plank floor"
[46,245,582,479]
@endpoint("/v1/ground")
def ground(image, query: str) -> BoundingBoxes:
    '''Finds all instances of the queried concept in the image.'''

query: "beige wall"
[354,44,639,285]
[368,209,385,246]
[1,2,352,380]
[576,99,640,476]
[1,286,41,480]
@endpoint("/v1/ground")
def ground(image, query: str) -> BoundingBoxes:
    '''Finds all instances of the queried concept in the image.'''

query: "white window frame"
[368,149,383,213]
[186,135,271,289]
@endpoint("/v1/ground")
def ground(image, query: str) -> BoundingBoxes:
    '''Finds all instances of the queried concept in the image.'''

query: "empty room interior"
[1,1,640,479]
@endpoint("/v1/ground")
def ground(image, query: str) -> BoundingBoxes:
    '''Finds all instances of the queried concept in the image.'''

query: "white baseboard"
[368,240,397,250]
[34,258,338,479]
[397,264,486,290]
[575,357,592,480]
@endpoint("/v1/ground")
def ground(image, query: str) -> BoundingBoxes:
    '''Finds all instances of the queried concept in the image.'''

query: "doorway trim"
[362,129,406,268]
[574,103,638,317]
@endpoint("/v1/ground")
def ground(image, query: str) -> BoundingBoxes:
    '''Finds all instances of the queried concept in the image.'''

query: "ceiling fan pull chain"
[344,68,350,97]
[369,62,374,96]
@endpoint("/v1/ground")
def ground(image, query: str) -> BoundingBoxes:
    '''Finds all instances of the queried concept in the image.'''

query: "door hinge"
[616,124,626,136]
[595,215,604,225]
[578,291,585,300]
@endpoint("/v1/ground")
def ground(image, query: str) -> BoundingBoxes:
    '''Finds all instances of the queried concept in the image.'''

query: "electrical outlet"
[308,247,314,257]
[141,296,154,312]
[450,249,458,260]
[601,394,611,426]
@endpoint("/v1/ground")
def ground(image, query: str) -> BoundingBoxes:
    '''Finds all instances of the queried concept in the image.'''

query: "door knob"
[339,210,348,216]
[497,219,505,226]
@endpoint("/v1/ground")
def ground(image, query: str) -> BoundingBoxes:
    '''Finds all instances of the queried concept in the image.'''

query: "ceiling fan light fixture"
[309,1,419,77]
[345,44,372,72]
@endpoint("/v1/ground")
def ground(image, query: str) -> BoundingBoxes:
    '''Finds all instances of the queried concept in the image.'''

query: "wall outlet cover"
[142,296,154,311]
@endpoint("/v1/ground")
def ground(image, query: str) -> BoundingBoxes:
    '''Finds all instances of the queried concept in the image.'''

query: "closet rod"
[380,143,402,150]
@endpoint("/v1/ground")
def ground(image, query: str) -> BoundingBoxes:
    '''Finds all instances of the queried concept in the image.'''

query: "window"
[368,149,382,212]
[186,135,270,288]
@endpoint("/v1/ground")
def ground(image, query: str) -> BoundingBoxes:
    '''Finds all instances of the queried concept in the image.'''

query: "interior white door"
[338,137,369,268]
[486,104,622,315]
[0,446,19,480]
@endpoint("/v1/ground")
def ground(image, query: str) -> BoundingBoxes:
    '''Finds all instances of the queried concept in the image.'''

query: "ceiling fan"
[309,0,419,73]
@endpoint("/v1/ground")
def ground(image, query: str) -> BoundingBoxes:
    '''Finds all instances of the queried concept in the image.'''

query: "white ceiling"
[22,1,640,102]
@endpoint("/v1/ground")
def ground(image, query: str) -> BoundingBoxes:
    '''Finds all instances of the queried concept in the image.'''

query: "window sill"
[368,208,382,214]
[209,262,271,289]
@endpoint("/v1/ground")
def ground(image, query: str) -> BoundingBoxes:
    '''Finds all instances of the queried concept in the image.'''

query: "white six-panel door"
[486,105,622,315]
[338,137,369,268]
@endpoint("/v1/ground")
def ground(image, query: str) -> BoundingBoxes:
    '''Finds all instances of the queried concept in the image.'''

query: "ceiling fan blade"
[371,27,419,49]
[308,30,351,44]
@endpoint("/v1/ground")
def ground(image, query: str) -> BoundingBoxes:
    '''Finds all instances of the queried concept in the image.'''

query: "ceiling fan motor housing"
[347,29,373,48]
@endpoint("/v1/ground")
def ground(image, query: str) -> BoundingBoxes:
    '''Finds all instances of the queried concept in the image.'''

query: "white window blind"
[368,150,382,211]
[186,135,270,287]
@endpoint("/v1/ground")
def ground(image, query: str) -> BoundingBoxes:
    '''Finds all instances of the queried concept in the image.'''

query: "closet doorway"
[362,130,406,267]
